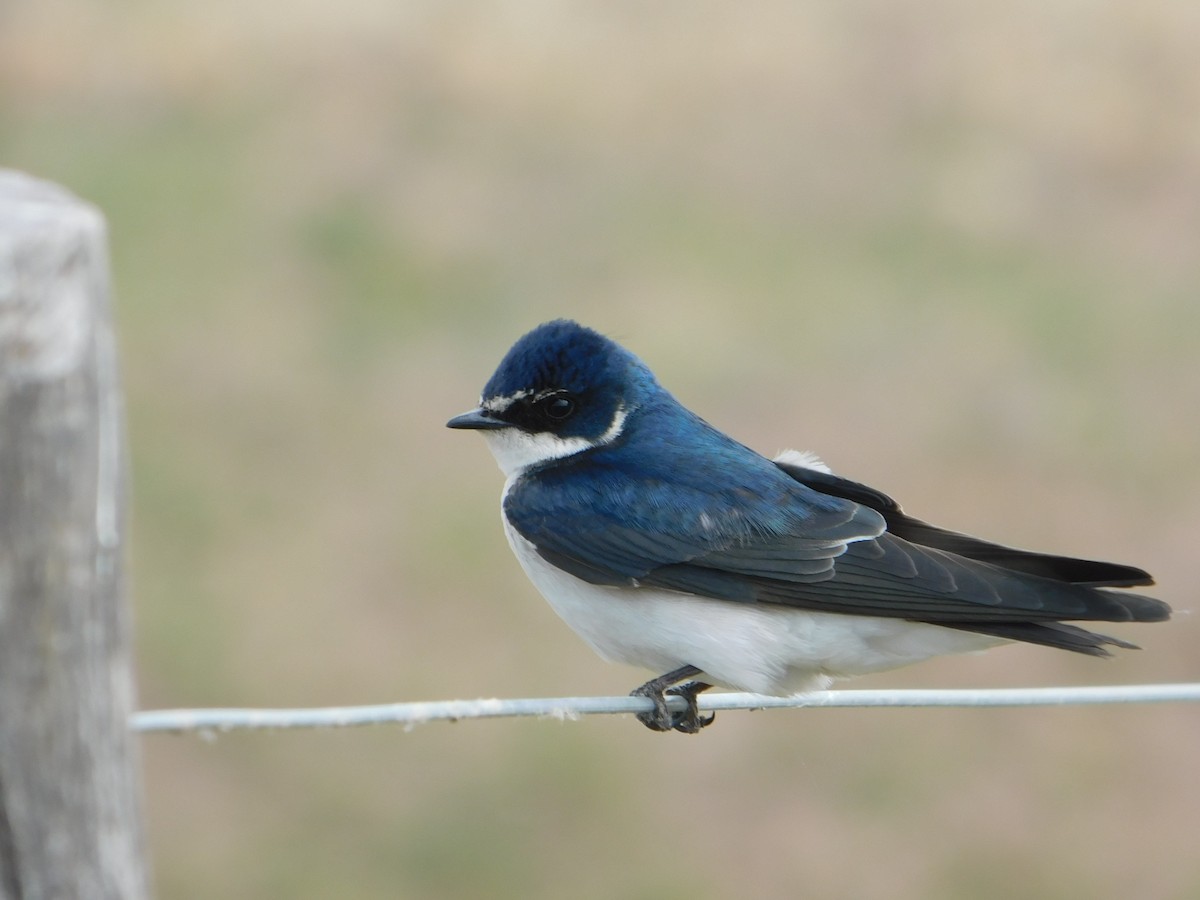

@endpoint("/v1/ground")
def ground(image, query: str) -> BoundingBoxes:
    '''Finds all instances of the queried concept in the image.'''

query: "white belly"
[503,516,1003,696]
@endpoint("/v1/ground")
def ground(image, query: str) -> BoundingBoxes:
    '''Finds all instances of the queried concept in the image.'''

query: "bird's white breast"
[499,494,1001,696]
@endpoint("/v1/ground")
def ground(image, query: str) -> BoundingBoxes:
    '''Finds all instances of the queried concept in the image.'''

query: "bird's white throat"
[481,404,629,477]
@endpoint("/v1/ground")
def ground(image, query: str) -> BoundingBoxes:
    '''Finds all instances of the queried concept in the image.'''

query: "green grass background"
[4,3,1199,898]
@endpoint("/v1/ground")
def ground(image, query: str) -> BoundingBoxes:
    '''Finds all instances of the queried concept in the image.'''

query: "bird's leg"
[630,665,715,734]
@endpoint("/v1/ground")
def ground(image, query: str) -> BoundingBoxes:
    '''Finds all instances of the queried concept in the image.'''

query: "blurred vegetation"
[3,2,1198,898]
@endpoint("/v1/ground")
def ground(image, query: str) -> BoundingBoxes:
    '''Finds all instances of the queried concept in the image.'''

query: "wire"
[131,683,1200,734]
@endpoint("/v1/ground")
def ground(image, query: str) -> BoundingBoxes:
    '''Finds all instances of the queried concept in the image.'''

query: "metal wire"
[131,682,1200,735]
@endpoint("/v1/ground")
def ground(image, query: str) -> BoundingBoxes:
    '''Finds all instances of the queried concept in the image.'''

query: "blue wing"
[504,448,1169,646]
[505,458,884,594]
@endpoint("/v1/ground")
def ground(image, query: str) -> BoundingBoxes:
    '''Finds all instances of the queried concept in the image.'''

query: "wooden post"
[0,172,149,899]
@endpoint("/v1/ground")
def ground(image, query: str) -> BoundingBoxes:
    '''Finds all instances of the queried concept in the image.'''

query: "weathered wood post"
[0,171,149,898]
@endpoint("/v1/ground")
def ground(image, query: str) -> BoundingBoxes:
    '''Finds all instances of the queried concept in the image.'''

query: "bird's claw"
[631,677,714,734]
[666,682,716,733]
[632,687,676,732]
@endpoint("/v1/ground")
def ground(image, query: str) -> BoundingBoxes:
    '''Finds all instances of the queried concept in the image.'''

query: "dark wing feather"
[945,621,1138,656]
[724,535,1165,621]
[638,532,1166,626]
[774,459,1154,587]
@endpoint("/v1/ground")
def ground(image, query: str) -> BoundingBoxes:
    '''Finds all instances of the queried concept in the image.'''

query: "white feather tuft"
[773,448,833,474]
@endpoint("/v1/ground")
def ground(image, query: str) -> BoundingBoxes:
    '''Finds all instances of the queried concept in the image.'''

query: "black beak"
[446,408,508,430]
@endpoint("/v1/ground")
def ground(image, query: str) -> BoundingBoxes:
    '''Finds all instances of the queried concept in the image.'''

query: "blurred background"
[3,2,1199,898]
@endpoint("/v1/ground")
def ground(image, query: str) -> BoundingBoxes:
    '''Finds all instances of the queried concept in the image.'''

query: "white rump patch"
[773,448,832,474]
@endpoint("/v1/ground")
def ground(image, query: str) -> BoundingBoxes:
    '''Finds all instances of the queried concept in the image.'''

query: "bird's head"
[447,320,650,477]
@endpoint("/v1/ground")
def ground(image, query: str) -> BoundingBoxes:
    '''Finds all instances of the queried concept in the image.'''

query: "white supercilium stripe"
[481,390,531,414]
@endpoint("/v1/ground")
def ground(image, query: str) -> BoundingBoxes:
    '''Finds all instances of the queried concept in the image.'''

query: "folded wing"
[506,457,1170,657]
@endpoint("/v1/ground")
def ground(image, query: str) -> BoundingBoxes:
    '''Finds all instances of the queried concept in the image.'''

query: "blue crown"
[482,319,644,402]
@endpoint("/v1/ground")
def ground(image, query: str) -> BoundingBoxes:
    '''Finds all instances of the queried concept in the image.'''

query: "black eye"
[537,393,576,421]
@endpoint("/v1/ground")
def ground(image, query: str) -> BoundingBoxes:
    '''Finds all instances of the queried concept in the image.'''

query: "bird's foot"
[631,684,676,732]
[631,666,714,734]
[666,681,715,734]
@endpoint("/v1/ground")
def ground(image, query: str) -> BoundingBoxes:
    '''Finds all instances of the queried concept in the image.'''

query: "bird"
[447,319,1171,733]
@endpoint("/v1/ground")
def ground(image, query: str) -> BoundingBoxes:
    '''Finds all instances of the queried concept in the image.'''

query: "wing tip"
[946,621,1146,657]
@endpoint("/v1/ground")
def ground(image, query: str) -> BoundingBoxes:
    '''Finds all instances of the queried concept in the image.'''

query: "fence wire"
[132,682,1200,735]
